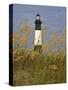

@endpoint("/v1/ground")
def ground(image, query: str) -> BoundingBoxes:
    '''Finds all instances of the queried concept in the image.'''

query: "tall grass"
[13,48,66,86]
[11,23,66,86]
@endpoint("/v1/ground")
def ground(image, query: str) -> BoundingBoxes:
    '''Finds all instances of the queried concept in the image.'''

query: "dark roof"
[36,13,40,17]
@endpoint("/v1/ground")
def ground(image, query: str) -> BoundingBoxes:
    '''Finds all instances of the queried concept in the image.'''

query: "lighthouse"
[34,13,42,52]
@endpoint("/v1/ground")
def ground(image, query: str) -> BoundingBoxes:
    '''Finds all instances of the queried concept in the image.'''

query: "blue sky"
[13,4,66,48]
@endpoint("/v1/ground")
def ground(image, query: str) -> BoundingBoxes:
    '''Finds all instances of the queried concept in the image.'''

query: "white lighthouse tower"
[34,14,42,52]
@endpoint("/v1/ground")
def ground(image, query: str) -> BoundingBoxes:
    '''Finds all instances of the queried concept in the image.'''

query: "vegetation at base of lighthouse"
[10,21,66,86]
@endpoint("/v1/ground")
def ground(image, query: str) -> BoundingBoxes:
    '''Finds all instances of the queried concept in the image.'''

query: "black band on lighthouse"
[35,13,42,30]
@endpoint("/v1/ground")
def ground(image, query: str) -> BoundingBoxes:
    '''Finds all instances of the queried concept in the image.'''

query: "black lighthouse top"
[35,13,42,30]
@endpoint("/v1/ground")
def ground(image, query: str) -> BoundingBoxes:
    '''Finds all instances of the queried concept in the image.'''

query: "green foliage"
[13,48,66,86]
[11,18,66,86]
